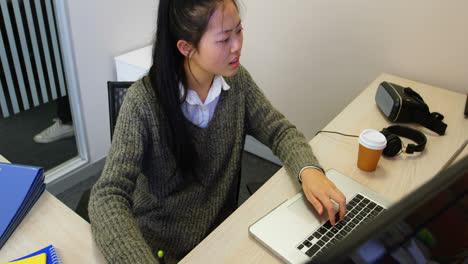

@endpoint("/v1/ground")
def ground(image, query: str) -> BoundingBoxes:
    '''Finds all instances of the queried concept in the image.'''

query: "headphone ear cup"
[383,134,402,157]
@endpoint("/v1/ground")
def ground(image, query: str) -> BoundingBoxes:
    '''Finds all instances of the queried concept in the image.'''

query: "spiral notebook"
[10,245,62,264]
[5,253,45,264]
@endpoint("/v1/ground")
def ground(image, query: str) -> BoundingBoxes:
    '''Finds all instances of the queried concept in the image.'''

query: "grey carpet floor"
[0,100,78,171]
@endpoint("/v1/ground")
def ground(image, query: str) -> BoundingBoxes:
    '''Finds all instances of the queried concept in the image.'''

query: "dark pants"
[57,96,72,124]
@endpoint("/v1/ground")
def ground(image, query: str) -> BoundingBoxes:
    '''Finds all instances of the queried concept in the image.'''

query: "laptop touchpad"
[287,195,326,224]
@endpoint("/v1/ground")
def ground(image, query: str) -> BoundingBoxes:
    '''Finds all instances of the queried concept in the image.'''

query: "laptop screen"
[309,154,468,264]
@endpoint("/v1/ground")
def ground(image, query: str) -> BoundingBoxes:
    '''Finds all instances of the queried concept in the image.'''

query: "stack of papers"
[0,162,45,249]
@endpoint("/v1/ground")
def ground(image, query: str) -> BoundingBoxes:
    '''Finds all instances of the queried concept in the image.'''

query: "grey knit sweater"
[88,65,319,263]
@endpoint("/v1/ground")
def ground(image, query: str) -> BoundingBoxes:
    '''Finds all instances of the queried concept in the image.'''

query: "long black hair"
[149,0,238,172]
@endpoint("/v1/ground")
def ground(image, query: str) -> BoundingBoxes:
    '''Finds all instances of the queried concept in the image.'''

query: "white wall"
[63,0,157,163]
[241,0,468,140]
[64,0,468,166]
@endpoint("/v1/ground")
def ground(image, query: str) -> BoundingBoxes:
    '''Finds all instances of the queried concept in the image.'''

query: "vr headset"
[375,82,447,135]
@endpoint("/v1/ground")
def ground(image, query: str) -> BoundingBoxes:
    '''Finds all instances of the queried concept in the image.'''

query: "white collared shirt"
[180,75,230,128]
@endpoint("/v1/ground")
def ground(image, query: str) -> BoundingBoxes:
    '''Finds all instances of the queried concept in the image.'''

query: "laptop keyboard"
[296,194,386,258]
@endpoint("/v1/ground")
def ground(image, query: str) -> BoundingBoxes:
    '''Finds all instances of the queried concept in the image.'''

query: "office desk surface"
[0,155,106,263]
[180,73,468,263]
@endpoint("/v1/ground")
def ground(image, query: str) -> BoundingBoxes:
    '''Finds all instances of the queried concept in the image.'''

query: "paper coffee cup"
[357,129,387,172]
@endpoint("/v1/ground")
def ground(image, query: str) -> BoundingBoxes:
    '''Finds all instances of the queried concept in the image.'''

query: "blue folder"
[0,162,45,249]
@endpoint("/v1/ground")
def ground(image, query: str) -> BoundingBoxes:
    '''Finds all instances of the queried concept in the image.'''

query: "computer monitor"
[310,153,468,264]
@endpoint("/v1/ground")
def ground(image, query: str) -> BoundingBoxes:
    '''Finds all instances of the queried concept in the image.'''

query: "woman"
[89,0,346,263]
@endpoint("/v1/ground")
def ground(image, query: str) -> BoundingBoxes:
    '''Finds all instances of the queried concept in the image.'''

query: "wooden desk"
[0,155,106,263]
[180,74,468,263]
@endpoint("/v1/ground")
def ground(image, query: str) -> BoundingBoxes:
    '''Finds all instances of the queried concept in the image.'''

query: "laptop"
[249,169,393,264]
[249,153,468,264]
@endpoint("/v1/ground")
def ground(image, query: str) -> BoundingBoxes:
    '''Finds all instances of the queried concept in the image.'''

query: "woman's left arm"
[240,66,346,224]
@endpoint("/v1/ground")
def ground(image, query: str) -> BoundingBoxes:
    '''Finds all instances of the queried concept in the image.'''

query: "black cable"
[315,130,359,138]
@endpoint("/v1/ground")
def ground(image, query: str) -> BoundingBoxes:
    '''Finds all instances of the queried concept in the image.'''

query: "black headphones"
[380,125,427,157]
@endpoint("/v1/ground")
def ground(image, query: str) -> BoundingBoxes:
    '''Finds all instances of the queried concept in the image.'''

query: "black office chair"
[107,81,134,139]
[74,81,134,222]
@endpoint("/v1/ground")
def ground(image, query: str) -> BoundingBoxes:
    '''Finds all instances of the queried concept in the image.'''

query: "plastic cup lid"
[359,129,387,150]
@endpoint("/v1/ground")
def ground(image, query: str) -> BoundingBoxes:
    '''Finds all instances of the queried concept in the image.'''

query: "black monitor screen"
[310,154,468,264]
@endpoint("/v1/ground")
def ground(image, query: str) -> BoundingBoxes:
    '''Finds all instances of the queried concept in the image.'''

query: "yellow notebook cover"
[1,253,46,264]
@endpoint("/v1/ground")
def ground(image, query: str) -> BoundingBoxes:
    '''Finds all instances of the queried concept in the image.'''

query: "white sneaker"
[33,118,74,143]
